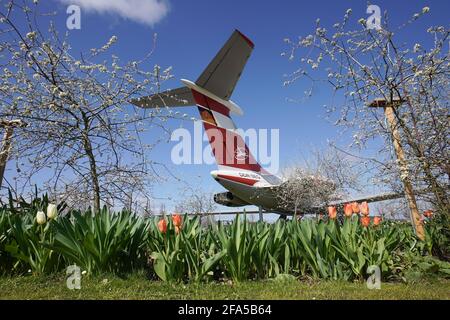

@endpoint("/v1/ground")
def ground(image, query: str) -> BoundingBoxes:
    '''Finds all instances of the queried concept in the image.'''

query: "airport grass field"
[1,195,449,300]
[1,274,449,300]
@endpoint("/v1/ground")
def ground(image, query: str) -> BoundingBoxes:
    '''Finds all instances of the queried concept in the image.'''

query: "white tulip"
[47,203,58,219]
[36,211,46,225]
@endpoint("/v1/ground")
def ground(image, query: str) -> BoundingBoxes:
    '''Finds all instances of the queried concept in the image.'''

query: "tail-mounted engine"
[213,192,249,207]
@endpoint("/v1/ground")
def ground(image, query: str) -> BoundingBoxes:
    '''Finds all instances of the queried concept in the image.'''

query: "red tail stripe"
[217,174,258,186]
[191,89,230,117]
[236,30,254,48]
[190,87,262,173]
[203,122,262,172]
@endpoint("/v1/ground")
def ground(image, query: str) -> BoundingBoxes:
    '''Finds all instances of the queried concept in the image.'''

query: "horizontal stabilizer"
[130,86,194,108]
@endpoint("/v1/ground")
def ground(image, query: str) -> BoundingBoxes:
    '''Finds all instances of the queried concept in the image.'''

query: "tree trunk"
[81,113,100,213]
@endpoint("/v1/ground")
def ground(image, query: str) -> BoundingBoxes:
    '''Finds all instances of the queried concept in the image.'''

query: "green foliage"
[0,191,65,274]
[401,254,450,283]
[148,215,225,282]
[50,207,149,274]
[1,194,449,283]
[0,207,10,273]
[4,212,61,274]
[213,215,255,282]
[423,211,450,260]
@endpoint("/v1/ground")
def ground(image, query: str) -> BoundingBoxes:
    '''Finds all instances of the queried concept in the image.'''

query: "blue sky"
[6,0,449,214]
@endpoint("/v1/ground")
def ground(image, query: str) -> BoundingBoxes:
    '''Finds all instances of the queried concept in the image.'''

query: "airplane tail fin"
[184,80,262,173]
[130,29,253,111]
[195,29,254,101]
[130,30,263,173]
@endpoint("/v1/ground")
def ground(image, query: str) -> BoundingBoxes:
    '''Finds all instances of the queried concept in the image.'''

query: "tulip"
[157,219,167,233]
[46,203,58,219]
[373,216,382,226]
[36,211,46,225]
[359,202,369,216]
[343,203,353,217]
[360,216,370,227]
[423,210,433,218]
[328,206,337,219]
[419,216,425,225]
[351,202,359,214]
[172,214,183,227]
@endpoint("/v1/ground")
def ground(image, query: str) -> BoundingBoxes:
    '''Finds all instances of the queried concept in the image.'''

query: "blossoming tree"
[282,6,449,216]
[0,1,178,212]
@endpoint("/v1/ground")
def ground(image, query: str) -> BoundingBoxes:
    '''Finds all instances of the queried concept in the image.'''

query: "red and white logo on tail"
[182,80,262,174]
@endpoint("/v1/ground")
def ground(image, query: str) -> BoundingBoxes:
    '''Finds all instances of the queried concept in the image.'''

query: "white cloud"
[58,0,169,26]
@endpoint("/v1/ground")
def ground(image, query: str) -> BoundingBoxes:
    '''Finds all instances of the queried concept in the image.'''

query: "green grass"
[0,273,449,300]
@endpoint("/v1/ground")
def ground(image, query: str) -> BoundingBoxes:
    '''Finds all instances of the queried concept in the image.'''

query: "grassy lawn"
[0,274,449,300]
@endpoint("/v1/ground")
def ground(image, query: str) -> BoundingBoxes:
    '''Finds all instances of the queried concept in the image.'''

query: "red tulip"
[373,216,382,226]
[361,216,371,227]
[158,219,167,233]
[172,214,183,227]
[351,202,360,214]
[359,202,369,216]
[328,206,337,219]
[423,210,433,218]
[343,203,353,217]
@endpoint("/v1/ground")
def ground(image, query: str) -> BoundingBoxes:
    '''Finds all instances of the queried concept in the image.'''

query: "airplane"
[131,30,402,217]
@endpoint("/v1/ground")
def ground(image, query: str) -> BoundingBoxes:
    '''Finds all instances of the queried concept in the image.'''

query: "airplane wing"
[326,192,404,207]
[262,184,405,215]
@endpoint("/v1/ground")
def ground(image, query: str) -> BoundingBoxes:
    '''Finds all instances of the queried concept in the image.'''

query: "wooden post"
[0,120,27,190]
[369,99,425,240]
[258,206,263,222]
[0,126,14,189]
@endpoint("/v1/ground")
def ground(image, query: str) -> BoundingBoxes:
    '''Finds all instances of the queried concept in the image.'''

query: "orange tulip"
[351,202,360,214]
[361,216,371,227]
[373,216,382,226]
[158,219,167,233]
[172,214,183,227]
[423,210,433,218]
[343,203,353,217]
[328,206,337,220]
[359,202,369,216]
